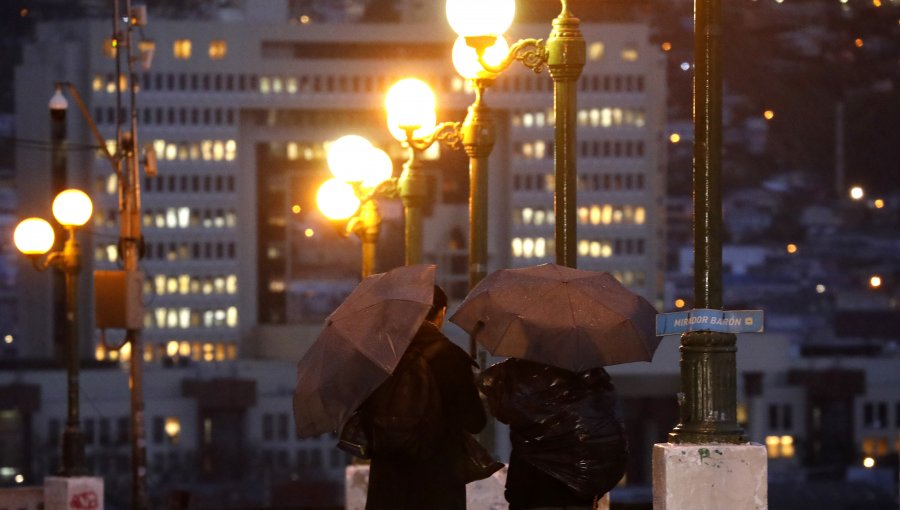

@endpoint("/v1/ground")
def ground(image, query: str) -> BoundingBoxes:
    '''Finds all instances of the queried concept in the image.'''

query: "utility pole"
[63,1,152,507]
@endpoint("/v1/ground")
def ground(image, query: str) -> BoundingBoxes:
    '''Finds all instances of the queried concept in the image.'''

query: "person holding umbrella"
[293,265,493,510]
[451,263,662,510]
[361,284,489,509]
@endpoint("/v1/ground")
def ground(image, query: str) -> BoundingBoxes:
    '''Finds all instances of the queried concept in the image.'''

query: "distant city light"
[786,243,798,254]
[872,0,882,7]
[763,109,775,120]
[20,8,28,17]
[815,284,826,294]
[849,186,864,200]
[873,199,884,209]
[14,474,23,484]
[675,298,686,308]
[854,38,864,48]
[775,0,784,4]
[839,0,849,3]
[299,15,311,24]
[291,204,302,214]
[304,228,315,238]
[661,42,672,52]
[680,62,691,71]
[869,275,882,288]
[863,457,875,468]
[3,334,11,344]
[669,133,681,143]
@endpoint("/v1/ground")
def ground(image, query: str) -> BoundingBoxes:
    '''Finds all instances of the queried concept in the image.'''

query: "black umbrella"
[293,264,435,438]
[450,263,660,372]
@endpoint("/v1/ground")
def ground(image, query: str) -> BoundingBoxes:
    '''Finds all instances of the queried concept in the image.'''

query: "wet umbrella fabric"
[449,263,659,372]
[293,264,435,438]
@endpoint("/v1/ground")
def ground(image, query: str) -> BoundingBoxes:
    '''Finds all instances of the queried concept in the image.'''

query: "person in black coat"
[362,286,487,510]
[478,358,628,510]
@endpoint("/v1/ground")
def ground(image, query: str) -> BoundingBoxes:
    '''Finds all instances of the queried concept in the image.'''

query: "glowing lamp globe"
[386,78,437,142]
[361,148,394,189]
[452,35,510,79]
[14,218,55,255]
[327,135,374,183]
[52,189,93,227]
[446,0,515,38]
[317,179,361,220]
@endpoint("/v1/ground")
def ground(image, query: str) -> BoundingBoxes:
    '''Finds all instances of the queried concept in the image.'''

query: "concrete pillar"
[653,443,767,510]
[44,477,104,510]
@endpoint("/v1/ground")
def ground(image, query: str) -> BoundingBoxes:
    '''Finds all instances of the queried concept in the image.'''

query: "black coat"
[363,322,486,510]
[479,358,628,510]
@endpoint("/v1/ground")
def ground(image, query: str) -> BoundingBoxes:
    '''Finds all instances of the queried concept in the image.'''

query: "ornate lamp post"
[385,78,462,266]
[14,189,93,476]
[446,0,585,267]
[668,0,744,444]
[316,135,395,278]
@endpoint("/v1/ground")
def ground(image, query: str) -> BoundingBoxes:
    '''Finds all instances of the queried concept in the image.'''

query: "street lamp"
[446,0,586,267]
[385,78,462,266]
[14,189,93,476]
[316,135,395,278]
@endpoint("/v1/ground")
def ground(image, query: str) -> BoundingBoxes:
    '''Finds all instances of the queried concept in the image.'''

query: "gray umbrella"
[450,263,660,372]
[293,264,435,438]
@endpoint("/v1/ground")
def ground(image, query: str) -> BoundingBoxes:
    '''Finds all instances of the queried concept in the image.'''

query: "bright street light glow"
[304,228,315,238]
[680,62,691,71]
[362,148,394,188]
[786,243,798,254]
[674,299,686,308]
[316,179,360,220]
[327,135,374,183]
[815,284,826,294]
[849,186,864,200]
[763,109,775,120]
[446,0,515,38]
[869,275,882,288]
[863,457,875,468]
[14,217,55,255]
[451,35,509,79]
[386,78,437,142]
[669,133,681,143]
[873,199,884,209]
[52,189,93,227]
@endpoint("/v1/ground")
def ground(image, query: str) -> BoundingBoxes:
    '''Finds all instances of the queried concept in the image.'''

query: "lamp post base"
[652,443,767,510]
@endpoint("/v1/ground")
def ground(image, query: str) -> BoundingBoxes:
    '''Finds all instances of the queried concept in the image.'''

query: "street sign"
[656,308,765,336]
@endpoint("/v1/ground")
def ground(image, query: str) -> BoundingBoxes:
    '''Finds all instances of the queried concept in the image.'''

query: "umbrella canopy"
[293,264,435,438]
[450,263,659,372]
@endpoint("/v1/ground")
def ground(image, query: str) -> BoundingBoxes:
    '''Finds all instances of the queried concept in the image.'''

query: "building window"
[103,38,117,58]
[209,40,226,59]
[765,435,795,459]
[588,42,604,61]
[621,45,639,62]
[173,39,192,60]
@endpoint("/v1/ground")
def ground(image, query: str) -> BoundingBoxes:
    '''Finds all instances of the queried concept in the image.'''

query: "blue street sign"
[656,308,765,336]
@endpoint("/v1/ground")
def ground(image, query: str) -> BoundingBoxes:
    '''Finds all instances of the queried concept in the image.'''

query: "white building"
[8,5,669,506]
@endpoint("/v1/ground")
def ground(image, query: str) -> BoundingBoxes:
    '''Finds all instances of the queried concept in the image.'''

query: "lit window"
[208,40,227,60]
[92,75,104,91]
[590,206,601,225]
[103,38,117,59]
[534,238,546,258]
[286,78,298,94]
[106,173,118,195]
[179,308,190,329]
[602,205,613,225]
[523,238,535,258]
[765,435,795,459]
[523,113,534,127]
[578,240,589,256]
[161,416,180,442]
[534,141,546,159]
[590,241,601,258]
[226,307,238,327]
[272,78,283,94]
[534,209,545,226]
[260,77,271,94]
[578,207,589,225]
[178,275,190,295]
[621,46,639,61]
[106,245,118,262]
[522,207,534,225]
[512,238,523,257]
[173,39,192,59]
[225,140,236,161]
[588,42,604,61]
[226,275,238,294]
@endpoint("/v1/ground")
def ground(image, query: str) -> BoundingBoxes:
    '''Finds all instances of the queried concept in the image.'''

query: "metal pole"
[461,82,495,357]
[668,0,743,444]
[358,199,380,279]
[60,228,87,476]
[547,1,585,268]
[49,88,69,375]
[121,0,149,504]
[399,150,426,265]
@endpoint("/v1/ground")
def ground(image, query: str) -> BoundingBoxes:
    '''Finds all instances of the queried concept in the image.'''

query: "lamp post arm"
[58,82,121,176]
[477,38,548,75]
[405,121,463,152]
